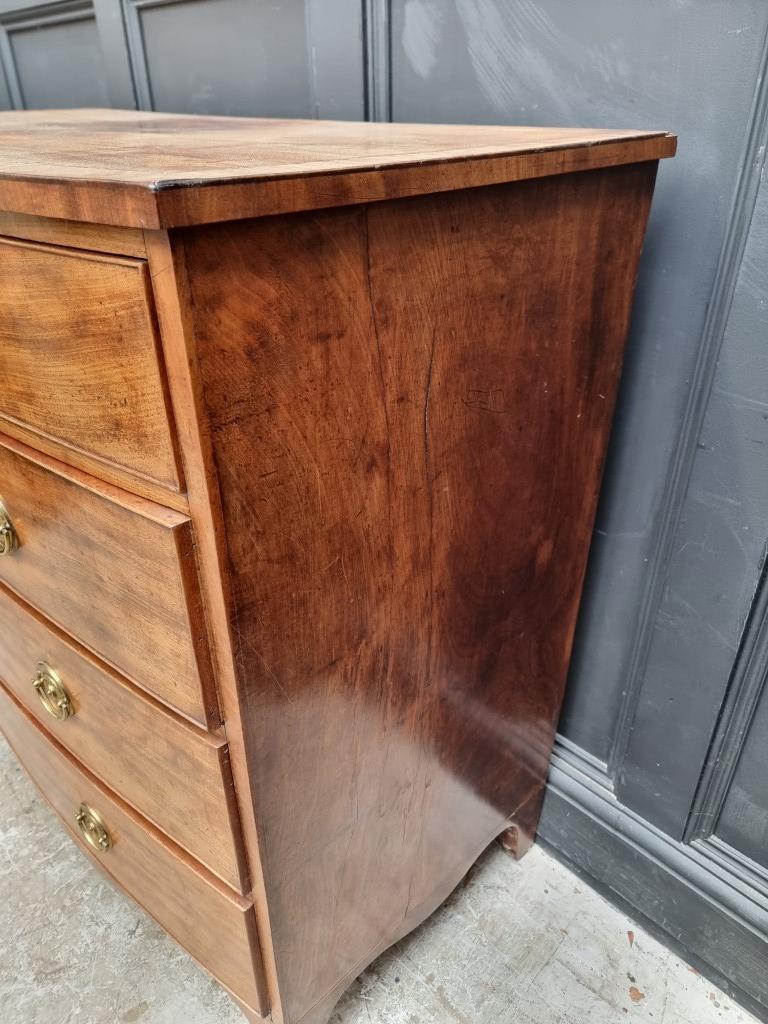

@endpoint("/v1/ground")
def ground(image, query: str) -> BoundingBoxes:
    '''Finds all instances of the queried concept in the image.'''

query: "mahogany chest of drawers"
[0,110,674,1023]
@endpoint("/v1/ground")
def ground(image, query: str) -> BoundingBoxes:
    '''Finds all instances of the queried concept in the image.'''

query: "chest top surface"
[0,109,675,229]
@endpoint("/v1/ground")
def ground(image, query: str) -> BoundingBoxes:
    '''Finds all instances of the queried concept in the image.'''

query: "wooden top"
[0,109,676,229]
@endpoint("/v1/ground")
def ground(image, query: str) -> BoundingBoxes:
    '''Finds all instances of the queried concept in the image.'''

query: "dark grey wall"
[1,1,766,1017]
[0,0,366,117]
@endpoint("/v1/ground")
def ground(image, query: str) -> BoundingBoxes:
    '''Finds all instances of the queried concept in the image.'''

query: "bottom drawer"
[0,683,266,1018]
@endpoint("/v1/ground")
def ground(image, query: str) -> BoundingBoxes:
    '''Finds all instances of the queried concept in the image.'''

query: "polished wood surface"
[144,228,285,1018]
[0,236,181,491]
[0,210,146,256]
[0,112,674,1024]
[0,436,217,725]
[0,684,266,1017]
[182,162,658,1023]
[0,110,675,227]
[0,583,245,890]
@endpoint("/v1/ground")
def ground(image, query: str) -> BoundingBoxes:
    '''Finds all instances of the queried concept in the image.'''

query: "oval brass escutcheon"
[75,803,112,853]
[33,662,75,721]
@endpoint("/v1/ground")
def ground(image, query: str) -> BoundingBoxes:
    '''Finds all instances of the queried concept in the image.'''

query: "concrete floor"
[0,735,756,1024]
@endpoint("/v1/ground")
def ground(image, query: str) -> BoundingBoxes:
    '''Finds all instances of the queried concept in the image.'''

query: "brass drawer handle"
[75,803,112,853]
[33,662,75,721]
[0,499,18,556]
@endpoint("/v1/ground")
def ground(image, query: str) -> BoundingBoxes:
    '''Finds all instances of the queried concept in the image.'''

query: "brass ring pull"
[75,803,112,853]
[33,662,75,721]
[0,499,18,556]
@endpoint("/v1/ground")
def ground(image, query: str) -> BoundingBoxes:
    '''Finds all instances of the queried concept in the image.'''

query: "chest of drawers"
[0,110,674,1024]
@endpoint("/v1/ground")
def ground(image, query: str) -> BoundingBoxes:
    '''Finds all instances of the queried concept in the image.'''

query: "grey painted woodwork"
[0,0,766,1018]
[719,683,768,871]
[620,165,768,840]
[124,0,313,115]
[0,0,366,119]
[0,1,111,109]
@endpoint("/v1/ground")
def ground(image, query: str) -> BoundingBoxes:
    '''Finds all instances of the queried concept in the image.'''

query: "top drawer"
[0,237,182,492]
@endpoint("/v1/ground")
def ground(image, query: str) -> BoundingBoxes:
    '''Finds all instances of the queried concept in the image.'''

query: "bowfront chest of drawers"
[0,110,675,1024]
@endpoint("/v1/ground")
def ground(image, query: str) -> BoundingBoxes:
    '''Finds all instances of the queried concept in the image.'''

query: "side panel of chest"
[178,163,657,1023]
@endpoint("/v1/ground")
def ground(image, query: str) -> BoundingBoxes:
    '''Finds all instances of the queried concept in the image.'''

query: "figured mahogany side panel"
[180,163,657,1024]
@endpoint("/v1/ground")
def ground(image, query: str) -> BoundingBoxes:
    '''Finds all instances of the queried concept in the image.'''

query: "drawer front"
[0,437,217,725]
[0,684,266,1017]
[0,584,246,891]
[0,237,182,491]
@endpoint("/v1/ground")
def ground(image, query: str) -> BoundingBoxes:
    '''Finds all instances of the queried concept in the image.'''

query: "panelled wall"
[0,0,365,117]
[1,0,767,1018]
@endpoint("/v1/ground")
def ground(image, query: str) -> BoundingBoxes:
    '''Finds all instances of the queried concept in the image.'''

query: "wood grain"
[0,113,672,1024]
[0,237,182,491]
[0,683,266,1018]
[144,228,281,1020]
[0,583,246,890]
[0,110,675,227]
[0,412,190,512]
[0,435,218,726]
[182,163,658,1023]
[0,210,146,256]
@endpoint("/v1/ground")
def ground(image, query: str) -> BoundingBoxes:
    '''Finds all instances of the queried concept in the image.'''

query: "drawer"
[0,584,246,891]
[0,684,267,1018]
[0,436,218,726]
[0,236,182,492]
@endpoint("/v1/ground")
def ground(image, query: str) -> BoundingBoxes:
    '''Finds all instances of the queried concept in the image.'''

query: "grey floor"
[0,735,756,1024]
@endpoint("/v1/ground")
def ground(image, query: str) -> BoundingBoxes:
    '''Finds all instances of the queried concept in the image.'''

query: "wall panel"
[0,0,110,108]
[124,0,313,116]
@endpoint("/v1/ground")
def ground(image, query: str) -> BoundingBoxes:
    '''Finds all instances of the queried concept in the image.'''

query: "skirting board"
[538,737,768,1023]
